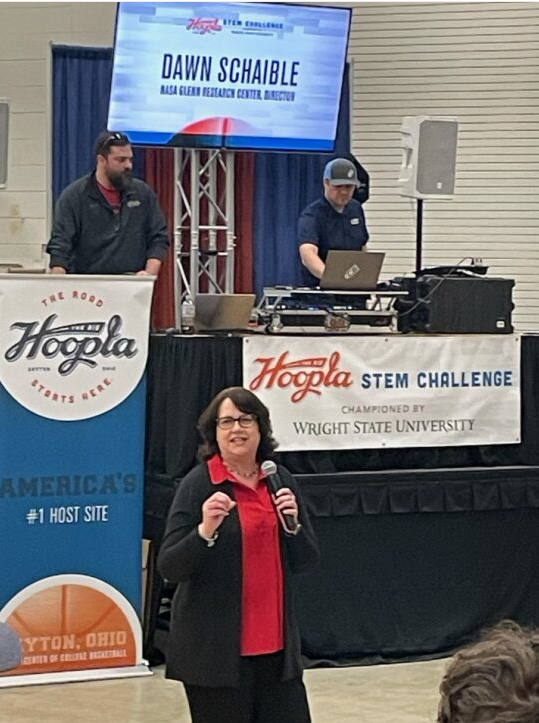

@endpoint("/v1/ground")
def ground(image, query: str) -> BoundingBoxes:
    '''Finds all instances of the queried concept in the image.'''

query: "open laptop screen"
[320,251,385,290]
[194,294,255,332]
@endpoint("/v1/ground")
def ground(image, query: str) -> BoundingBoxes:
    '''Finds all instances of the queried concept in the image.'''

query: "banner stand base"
[0,663,152,689]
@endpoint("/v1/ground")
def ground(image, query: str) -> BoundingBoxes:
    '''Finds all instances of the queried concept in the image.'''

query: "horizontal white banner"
[243,335,521,451]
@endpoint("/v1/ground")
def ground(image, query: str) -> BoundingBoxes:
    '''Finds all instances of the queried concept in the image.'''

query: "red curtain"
[144,148,176,330]
[233,152,254,293]
[143,148,255,329]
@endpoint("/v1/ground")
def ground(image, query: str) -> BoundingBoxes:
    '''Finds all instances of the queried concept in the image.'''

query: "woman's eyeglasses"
[216,414,257,430]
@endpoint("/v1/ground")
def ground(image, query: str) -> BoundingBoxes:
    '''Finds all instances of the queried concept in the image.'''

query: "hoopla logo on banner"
[0,276,154,421]
[249,350,353,403]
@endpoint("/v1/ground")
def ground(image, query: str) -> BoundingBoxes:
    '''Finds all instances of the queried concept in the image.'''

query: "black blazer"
[157,462,319,687]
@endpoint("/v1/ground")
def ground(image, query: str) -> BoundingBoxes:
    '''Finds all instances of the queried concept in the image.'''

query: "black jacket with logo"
[46,172,169,274]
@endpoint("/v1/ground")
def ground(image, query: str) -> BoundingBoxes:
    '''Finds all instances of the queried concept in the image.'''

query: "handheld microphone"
[261,460,300,534]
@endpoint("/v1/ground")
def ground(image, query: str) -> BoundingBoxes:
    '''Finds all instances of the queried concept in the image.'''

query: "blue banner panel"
[0,275,154,682]
[0,380,145,677]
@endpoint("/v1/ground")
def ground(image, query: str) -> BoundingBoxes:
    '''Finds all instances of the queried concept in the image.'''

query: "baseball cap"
[323,158,360,187]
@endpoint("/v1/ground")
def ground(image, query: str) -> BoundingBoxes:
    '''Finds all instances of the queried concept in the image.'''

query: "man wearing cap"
[46,131,169,276]
[298,157,369,286]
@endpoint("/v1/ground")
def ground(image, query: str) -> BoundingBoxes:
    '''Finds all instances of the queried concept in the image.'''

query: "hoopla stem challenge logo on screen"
[186,17,222,34]
[0,278,153,421]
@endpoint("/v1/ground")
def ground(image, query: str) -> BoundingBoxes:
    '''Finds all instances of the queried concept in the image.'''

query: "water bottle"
[181,295,195,334]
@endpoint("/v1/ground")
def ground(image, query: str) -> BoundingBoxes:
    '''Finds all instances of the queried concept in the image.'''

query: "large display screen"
[107,2,351,152]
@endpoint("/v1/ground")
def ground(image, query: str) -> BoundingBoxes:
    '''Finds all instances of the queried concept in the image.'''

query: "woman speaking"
[158,386,319,723]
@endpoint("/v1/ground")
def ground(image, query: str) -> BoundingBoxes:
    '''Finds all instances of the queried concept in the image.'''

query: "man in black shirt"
[46,131,169,276]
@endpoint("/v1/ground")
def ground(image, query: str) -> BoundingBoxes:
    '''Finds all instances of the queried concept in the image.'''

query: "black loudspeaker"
[396,276,514,334]
[399,116,458,200]
[0,100,8,188]
[351,157,369,205]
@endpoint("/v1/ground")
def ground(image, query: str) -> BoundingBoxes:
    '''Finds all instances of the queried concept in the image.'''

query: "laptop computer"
[194,293,256,332]
[320,251,385,290]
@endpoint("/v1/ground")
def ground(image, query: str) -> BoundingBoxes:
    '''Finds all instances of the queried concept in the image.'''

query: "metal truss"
[173,148,235,326]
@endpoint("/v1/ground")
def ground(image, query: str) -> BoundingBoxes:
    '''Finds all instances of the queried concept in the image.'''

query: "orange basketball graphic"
[0,577,139,676]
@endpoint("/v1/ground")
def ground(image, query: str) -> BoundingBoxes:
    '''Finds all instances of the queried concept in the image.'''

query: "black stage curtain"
[144,333,539,663]
[145,335,242,482]
[299,503,539,664]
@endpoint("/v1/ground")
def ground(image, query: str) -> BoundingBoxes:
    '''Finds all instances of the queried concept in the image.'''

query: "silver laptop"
[194,294,255,332]
[320,251,385,290]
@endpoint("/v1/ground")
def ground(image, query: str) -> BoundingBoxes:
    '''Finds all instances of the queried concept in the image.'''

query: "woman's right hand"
[199,491,236,540]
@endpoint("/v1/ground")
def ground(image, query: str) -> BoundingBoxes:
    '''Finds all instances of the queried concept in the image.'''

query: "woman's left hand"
[273,487,299,524]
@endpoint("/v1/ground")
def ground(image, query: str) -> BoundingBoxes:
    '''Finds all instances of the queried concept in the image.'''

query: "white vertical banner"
[0,275,153,421]
[243,335,521,452]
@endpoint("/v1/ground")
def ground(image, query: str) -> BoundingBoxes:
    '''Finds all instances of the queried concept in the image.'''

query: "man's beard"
[106,168,132,191]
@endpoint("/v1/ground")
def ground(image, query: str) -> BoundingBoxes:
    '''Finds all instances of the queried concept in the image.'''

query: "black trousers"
[184,652,311,723]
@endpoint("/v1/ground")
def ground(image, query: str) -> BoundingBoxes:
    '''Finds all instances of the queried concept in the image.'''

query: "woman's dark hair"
[197,386,278,462]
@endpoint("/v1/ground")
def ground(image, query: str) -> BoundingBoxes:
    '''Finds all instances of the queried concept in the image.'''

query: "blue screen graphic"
[107,1,351,152]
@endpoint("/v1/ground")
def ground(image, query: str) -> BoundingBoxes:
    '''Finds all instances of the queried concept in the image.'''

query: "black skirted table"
[144,333,539,663]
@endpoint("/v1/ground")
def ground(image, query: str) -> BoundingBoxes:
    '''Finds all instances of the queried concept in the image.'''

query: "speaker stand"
[415,198,423,274]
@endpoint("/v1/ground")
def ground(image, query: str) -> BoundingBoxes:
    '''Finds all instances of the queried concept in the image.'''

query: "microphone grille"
[261,460,277,476]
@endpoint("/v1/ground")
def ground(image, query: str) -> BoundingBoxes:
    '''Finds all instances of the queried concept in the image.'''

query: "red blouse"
[208,455,284,655]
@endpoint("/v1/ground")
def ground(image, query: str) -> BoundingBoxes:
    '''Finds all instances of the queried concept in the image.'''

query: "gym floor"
[0,657,447,723]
